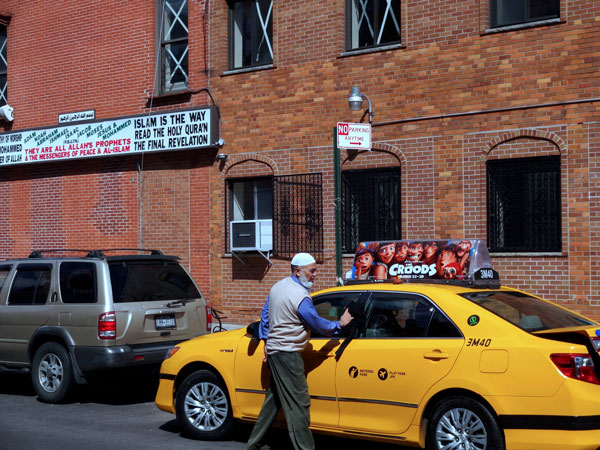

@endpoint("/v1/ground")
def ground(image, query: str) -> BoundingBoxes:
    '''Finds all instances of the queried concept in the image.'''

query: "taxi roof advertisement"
[0,106,219,166]
[350,239,495,282]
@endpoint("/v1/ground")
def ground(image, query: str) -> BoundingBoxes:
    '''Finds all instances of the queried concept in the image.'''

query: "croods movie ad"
[350,239,475,281]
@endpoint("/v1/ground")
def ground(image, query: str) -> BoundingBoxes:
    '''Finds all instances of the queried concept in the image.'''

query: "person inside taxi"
[247,253,354,450]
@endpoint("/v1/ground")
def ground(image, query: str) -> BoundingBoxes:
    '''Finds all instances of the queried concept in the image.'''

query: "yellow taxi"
[155,240,600,450]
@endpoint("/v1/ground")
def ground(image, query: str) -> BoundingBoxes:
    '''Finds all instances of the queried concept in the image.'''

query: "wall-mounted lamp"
[0,104,14,122]
[216,153,228,162]
[348,86,373,124]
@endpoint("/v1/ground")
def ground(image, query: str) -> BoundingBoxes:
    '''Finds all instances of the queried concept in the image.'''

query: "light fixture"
[216,153,228,161]
[348,86,373,124]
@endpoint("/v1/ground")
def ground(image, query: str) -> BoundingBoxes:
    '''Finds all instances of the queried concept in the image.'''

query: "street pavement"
[0,371,406,450]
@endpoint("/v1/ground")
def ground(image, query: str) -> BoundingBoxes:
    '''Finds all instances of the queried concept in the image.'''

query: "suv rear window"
[108,260,201,303]
[461,290,595,331]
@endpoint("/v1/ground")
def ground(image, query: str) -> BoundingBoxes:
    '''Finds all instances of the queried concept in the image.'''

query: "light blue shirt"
[259,275,341,340]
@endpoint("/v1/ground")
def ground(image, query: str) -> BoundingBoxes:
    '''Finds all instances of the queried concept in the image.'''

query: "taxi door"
[233,291,363,428]
[335,292,464,435]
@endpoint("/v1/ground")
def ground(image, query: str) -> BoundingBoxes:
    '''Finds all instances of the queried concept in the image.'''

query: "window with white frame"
[158,0,188,93]
[0,24,7,106]
[229,0,273,70]
[490,0,559,28]
[347,0,401,50]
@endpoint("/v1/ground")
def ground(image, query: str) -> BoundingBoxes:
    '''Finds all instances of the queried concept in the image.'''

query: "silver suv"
[0,249,210,403]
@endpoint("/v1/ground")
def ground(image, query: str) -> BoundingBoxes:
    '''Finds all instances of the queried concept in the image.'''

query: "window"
[342,168,401,253]
[229,178,273,221]
[462,290,594,331]
[60,262,97,304]
[0,24,6,106]
[311,292,363,338]
[487,156,561,253]
[365,293,461,338]
[229,0,273,69]
[8,264,52,305]
[0,264,11,289]
[273,174,324,258]
[490,0,559,28]
[227,174,324,256]
[158,0,188,93]
[347,0,401,50]
[108,261,200,303]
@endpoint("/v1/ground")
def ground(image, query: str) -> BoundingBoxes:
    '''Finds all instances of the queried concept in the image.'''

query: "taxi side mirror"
[246,321,260,340]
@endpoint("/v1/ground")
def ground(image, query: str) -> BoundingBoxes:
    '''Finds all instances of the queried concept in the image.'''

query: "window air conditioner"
[230,220,273,252]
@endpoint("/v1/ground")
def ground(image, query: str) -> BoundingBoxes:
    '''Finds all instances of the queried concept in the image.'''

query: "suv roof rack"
[29,248,165,259]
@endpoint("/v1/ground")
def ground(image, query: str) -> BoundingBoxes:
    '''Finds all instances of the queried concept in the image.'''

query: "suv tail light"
[98,311,116,340]
[550,353,600,385]
[206,306,212,333]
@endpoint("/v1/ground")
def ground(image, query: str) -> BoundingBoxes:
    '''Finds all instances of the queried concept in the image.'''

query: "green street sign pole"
[333,127,342,285]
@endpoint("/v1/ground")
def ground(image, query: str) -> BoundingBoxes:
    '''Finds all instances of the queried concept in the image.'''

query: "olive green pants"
[246,351,315,450]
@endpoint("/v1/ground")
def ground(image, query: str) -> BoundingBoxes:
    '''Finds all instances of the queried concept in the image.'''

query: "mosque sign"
[0,106,219,166]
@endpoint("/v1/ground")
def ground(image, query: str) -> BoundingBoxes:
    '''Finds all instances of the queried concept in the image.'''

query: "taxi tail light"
[206,306,212,333]
[550,353,600,385]
[591,337,600,352]
[98,311,116,340]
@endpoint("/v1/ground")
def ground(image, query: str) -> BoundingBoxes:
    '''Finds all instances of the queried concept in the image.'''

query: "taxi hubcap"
[39,353,63,393]
[184,381,228,431]
[435,407,487,450]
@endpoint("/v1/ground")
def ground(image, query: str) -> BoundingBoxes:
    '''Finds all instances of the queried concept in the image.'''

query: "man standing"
[247,253,353,450]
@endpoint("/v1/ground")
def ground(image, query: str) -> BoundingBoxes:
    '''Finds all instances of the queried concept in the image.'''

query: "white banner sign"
[0,107,218,166]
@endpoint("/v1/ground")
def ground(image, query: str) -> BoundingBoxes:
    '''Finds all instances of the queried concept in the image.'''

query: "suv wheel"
[31,342,74,403]
[175,370,233,440]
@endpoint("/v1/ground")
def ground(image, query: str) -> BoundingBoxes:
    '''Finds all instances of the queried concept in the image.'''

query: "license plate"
[155,314,176,330]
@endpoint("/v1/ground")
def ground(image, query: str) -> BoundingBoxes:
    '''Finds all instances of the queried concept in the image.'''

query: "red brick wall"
[1,0,213,293]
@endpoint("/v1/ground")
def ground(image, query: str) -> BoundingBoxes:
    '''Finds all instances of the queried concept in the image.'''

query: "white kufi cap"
[291,252,316,266]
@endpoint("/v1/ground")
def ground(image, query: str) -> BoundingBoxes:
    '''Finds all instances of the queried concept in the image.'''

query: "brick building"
[1,0,600,324]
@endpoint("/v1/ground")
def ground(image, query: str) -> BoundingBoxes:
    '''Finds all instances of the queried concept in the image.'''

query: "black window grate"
[342,168,401,253]
[487,156,561,253]
[273,173,323,259]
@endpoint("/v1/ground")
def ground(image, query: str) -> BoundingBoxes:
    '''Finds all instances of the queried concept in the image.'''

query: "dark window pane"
[165,41,188,84]
[349,0,401,50]
[491,0,559,27]
[109,261,200,303]
[487,156,561,252]
[60,262,97,304]
[9,265,52,305]
[342,168,401,253]
[230,0,273,69]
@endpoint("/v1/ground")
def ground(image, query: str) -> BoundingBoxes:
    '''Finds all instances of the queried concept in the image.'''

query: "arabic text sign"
[337,122,371,150]
[0,107,217,166]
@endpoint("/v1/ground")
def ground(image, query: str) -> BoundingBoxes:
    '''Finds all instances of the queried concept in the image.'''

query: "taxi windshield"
[461,290,595,331]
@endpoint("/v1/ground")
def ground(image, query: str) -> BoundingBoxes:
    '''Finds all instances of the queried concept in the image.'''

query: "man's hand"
[339,308,354,327]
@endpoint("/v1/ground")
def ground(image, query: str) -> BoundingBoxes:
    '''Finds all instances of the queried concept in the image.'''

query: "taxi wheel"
[175,370,233,440]
[426,396,504,450]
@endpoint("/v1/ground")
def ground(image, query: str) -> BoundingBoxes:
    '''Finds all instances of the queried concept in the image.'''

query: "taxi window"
[366,293,461,338]
[311,292,362,338]
[461,290,595,331]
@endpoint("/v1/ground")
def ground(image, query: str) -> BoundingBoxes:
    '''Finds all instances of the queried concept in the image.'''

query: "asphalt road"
[0,371,407,450]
